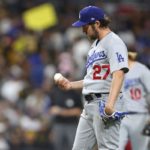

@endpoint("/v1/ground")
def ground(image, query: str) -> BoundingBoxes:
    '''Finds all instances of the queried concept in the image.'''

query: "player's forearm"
[105,70,125,115]
[54,73,83,90]
[50,106,82,117]
[60,108,82,117]
[70,80,83,90]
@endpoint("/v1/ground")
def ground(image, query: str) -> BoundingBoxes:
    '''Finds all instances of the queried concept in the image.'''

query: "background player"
[55,5,129,150]
[49,73,83,150]
[119,51,150,150]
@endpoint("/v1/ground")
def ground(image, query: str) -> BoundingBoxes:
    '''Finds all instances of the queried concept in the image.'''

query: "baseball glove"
[99,101,125,126]
[142,121,150,136]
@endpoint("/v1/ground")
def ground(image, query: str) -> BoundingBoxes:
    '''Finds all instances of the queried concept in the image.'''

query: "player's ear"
[95,20,101,28]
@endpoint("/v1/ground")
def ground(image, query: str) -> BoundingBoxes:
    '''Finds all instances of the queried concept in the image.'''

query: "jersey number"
[93,65,110,80]
[130,88,141,100]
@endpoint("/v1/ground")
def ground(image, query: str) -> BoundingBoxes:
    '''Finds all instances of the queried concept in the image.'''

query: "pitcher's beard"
[87,36,96,41]
[88,26,99,41]
[87,32,98,41]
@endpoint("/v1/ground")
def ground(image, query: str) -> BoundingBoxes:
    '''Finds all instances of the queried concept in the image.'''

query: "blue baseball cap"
[72,6,105,27]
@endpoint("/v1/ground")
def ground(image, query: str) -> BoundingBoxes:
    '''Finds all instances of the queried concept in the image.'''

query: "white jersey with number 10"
[123,62,150,112]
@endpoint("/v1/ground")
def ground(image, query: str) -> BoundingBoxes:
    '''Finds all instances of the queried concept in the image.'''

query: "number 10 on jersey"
[93,64,110,80]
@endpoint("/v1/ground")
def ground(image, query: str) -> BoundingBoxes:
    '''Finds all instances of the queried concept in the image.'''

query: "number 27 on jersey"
[93,64,110,80]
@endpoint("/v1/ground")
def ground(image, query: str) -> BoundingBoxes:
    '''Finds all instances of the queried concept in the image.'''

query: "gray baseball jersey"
[123,62,150,112]
[82,32,128,95]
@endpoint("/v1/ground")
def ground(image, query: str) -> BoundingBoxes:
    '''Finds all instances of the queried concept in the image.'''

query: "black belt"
[84,93,109,102]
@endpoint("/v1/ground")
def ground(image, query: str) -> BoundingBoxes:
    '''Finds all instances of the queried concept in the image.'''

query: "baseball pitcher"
[55,6,129,150]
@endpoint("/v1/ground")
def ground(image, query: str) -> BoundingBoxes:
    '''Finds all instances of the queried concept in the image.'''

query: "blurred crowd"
[0,0,149,149]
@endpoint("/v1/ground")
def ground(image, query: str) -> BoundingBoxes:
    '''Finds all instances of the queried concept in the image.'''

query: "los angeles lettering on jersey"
[86,50,107,68]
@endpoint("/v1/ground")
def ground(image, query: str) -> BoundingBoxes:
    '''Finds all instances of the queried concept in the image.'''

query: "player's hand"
[54,74,72,90]
[104,104,115,115]
[99,101,125,126]
[57,77,72,90]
